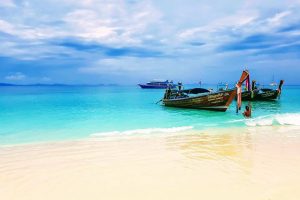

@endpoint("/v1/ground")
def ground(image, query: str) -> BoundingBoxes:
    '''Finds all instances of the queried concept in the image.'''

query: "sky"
[0,0,300,85]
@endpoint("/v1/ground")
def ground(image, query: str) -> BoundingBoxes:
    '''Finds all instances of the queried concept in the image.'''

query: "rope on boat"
[156,99,162,104]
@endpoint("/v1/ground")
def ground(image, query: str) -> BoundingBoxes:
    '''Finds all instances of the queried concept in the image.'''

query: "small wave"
[245,113,300,127]
[90,126,194,137]
[276,114,300,125]
[227,119,247,123]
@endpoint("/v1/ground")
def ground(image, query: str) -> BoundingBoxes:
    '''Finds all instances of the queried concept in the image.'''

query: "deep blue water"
[0,85,300,144]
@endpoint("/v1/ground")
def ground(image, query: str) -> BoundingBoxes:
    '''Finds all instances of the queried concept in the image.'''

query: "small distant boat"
[217,82,229,91]
[138,80,176,89]
[269,74,277,87]
[161,70,249,112]
[241,80,284,101]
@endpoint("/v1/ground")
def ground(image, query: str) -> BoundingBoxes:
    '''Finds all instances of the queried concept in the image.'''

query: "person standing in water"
[178,82,183,91]
[243,104,252,118]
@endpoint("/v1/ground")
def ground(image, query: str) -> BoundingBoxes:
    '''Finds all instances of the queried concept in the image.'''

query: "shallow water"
[0,85,299,144]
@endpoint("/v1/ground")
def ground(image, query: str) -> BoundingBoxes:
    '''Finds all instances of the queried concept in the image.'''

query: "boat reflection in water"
[251,101,281,113]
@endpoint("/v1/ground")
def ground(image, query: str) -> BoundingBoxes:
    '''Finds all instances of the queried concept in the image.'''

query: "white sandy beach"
[1,126,300,200]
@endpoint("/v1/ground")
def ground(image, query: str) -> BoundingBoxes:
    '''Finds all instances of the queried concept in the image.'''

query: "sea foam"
[245,113,300,127]
[90,126,194,137]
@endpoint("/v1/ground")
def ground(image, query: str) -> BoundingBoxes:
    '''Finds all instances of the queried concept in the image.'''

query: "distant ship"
[138,80,176,89]
[269,74,277,87]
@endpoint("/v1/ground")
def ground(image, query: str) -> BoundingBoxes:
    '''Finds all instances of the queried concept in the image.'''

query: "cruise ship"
[138,80,176,89]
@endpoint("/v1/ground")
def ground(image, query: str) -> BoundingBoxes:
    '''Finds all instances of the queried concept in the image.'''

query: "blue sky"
[0,0,300,84]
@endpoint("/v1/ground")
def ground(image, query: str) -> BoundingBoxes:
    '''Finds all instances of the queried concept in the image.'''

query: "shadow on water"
[247,101,281,114]
[155,104,248,130]
[160,105,240,126]
[161,106,229,117]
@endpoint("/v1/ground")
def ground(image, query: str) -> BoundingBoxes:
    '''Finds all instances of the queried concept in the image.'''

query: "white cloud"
[62,2,162,45]
[5,72,26,81]
[0,0,16,7]
[63,9,117,41]
[181,11,258,34]
[0,19,64,40]
[78,58,140,75]
[266,11,292,27]
[0,19,15,34]
[176,7,300,52]
[177,10,259,45]
[1,0,300,84]
[0,0,162,47]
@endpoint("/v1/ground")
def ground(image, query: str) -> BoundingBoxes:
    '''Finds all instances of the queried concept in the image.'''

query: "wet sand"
[1,126,300,200]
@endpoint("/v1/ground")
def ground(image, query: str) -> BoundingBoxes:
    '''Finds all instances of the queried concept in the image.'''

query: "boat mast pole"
[236,70,250,113]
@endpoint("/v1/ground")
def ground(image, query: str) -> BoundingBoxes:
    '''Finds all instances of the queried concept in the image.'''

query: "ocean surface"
[1,85,300,145]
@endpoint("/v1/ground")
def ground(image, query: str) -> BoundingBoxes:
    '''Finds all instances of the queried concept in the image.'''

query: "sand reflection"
[165,130,256,174]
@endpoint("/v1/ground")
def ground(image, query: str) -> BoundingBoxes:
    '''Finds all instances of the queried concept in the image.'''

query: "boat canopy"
[260,88,273,92]
[180,88,210,94]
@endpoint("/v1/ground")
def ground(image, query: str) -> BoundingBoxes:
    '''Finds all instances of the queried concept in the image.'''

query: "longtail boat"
[161,70,249,112]
[241,80,284,101]
[240,80,259,101]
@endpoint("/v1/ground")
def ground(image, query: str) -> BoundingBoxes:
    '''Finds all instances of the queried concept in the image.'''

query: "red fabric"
[245,75,250,91]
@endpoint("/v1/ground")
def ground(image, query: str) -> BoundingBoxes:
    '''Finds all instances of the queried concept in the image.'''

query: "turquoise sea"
[1,85,300,145]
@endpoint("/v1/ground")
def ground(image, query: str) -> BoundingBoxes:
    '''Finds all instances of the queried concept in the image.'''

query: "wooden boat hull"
[163,89,236,112]
[241,90,259,101]
[240,90,279,101]
[240,80,283,101]
[255,90,279,100]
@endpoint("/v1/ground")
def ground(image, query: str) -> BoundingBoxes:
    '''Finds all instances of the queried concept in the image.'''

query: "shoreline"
[1,124,299,147]
[1,126,300,200]
[2,112,300,147]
